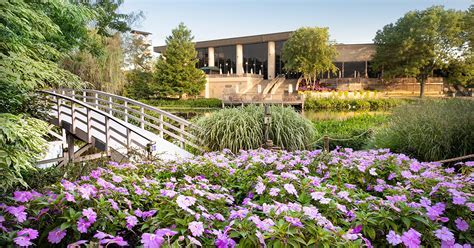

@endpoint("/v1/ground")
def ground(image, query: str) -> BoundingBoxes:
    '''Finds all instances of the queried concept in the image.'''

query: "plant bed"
[0,149,472,247]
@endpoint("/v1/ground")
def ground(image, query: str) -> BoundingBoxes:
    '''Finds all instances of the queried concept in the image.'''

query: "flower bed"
[0,149,472,247]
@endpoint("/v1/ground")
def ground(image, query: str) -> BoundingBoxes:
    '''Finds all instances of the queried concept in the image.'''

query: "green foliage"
[446,54,474,87]
[152,23,206,98]
[0,114,49,192]
[61,32,126,94]
[123,32,154,71]
[304,97,407,111]
[141,98,222,108]
[194,105,315,153]
[372,6,466,97]
[312,114,388,150]
[124,70,154,99]
[370,99,474,161]
[282,27,338,84]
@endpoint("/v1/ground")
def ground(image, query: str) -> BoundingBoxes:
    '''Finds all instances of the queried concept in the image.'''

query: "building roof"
[131,30,152,36]
[153,31,375,62]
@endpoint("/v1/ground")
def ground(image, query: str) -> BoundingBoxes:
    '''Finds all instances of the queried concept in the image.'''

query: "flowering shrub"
[0,148,472,247]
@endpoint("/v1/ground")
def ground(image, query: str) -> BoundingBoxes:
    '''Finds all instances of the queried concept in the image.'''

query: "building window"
[196,48,208,68]
[214,46,236,74]
[243,43,268,78]
[275,40,285,76]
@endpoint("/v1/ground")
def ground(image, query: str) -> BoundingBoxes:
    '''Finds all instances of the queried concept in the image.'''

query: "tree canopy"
[281,27,338,85]
[372,6,466,97]
[152,23,206,98]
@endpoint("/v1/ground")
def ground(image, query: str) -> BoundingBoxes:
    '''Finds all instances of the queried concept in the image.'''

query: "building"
[153,31,386,100]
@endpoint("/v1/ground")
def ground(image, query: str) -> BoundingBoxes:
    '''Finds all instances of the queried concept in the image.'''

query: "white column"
[236,44,243,75]
[208,47,215,67]
[267,41,275,79]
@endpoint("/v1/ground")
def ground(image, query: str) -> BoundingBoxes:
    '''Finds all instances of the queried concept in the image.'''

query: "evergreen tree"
[152,23,206,98]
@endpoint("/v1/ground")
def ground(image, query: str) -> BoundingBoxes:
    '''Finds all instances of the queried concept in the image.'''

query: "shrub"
[304,97,408,111]
[0,149,472,247]
[313,114,388,150]
[371,99,474,161]
[142,98,222,109]
[0,114,49,192]
[194,105,315,152]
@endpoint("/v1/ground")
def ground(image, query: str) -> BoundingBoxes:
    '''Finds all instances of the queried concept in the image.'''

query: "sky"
[120,0,471,47]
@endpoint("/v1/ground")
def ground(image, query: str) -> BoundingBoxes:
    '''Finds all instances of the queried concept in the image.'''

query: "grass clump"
[194,105,315,153]
[370,99,474,161]
[312,114,388,150]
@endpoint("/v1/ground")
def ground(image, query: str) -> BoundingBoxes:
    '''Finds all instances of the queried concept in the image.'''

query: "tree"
[152,23,206,98]
[281,27,338,87]
[372,6,465,97]
[123,32,154,71]
[61,31,126,94]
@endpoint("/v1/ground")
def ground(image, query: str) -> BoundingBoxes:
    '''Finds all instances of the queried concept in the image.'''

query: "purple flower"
[94,231,113,240]
[48,228,67,244]
[434,227,455,242]
[100,236,128,246]
[108,199,119,210]
[156,228,178,237]
[284,216,304,228]
[255,182,266,195]
[386,230,402,245]
[188,221,204,237]
[452,196,466,205]
[18,228,39,239]
[82,208,97,223]
[455,218,469,231]
[126,215,138,229]
[13,191,33,202]
[401,228,421,248]
[77,184,97,200]
[141,233,164,248]
[67,240,88,248]
[176,195,196,210]
[112,175,123,183]
[215,231,236,248]
[311,191,325,200]
[283,183,298,196]
[14,236,33,246]
[6,205,27,223]
[229,209,249,220]
[269,187,280,196]
[77,218,91,233]
[187,235,202,246]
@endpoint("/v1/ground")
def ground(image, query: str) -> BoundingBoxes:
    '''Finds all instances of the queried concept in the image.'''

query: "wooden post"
[108,96,113,114]
[71,102,76,133]
[66,132,75,163]
[105,117,110,156]
[94,93,99,109]
[323,135,329,152]
[71,90,75,100]
[341,62,345,78]
[140,107,145,129]
[365,61,368,78]
[126,128,132,152]
[87,108,92,143]
[180,124,185,148]
[57,96,62,124]
[124,101,128,123]
[159,115,164,138]
[83,91,87,102]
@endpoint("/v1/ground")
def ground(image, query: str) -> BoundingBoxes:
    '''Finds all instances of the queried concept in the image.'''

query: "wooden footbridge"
[37,89,202,165]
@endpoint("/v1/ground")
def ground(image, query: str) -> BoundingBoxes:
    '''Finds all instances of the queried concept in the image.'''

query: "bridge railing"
[40,90,155,158]
[54,89,203,152]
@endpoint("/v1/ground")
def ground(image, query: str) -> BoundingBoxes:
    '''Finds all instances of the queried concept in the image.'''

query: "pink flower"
[283,183,298,196]
[401,228,421,248]
[6,205,27,223]
[311,191,325,200]
[176,195,196,209]
[187,236,202,246]
[100,236,128,246]
[269,187,280,196]
[284,216,304,228]
[126,215,138,229]
[13,191,33,202]
[255,182,266,195]
[141,233,164,248]
[455,218,469,231]
[48,228,66,244]
[14,236,32,246]
[18,228,39,239]
[386,230,402,245]
[435,227,454,242]
[188,221,204,237]
[82,208,97,223]
[77,218,91,233]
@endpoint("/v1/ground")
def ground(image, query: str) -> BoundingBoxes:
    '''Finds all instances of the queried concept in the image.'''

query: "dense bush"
[304,97,408,111]
[313,114,388,150]
[142,98,222,109]
[0,149,472,247]
[194,105,315,152]
[0,114,49,192]
[371,99,474,161]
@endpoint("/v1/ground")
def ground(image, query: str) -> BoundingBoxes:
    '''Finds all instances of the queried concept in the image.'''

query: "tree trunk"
[419,77,425,98]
